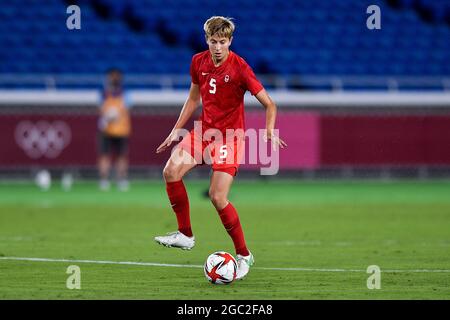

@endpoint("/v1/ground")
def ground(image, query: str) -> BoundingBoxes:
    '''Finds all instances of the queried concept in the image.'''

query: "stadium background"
[1,0,450,300]
[0,0,449,179]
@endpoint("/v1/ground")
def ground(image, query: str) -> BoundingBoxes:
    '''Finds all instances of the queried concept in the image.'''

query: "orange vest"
[100,93,131,137]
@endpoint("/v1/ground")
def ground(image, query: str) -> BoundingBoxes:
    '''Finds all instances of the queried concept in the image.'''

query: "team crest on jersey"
[224,75,230,82]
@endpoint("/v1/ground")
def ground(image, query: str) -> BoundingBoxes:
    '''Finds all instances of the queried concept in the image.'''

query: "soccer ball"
[204,251,237,285]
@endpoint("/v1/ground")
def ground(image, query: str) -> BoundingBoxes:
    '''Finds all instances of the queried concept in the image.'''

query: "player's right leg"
[154,147,198,250]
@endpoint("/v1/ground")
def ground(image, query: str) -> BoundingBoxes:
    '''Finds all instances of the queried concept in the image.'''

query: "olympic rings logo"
[15,121,72,159]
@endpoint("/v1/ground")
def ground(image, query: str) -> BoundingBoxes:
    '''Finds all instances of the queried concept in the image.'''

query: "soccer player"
[97,68,132,191]
[154,16,287,280]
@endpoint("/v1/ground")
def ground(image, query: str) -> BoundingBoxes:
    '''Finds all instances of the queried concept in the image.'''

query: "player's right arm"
[156,83,200,153]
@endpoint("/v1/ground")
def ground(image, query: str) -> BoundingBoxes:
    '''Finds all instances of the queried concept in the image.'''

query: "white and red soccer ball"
[204,251,237,285]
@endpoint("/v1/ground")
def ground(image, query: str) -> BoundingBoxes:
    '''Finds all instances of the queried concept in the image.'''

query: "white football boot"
[117,179,130,192]
[235,251,255,280]
[99,179,110,191]
[154,231,195,250]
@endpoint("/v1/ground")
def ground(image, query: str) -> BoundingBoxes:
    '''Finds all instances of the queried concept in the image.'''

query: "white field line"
[1,256,450,273]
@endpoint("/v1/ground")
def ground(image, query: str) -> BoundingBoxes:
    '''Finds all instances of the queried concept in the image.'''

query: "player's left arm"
[255,89,287,150]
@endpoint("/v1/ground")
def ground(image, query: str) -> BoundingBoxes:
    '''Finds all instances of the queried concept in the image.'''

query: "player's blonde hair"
[203,16,235,39]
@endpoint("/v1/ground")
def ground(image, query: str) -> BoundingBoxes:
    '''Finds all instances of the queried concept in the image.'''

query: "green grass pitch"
[0,179,449,299]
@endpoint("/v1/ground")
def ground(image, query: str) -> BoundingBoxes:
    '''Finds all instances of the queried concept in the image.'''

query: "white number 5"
[209,78,216,94]
[219,145,228,160]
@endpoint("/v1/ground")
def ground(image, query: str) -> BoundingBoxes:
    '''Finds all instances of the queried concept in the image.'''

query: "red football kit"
[178,50,264,176]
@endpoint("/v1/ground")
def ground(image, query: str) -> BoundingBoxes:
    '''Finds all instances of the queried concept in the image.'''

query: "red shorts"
[177,129,244,176]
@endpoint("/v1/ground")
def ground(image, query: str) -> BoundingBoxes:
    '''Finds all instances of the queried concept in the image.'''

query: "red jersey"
[190,50,264,132]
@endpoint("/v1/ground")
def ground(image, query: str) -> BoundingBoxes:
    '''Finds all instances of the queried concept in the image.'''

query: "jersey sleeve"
[190,56,199,84]
[241,62,264,96]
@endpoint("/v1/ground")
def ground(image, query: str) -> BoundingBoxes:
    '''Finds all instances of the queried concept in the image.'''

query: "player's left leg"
[209,170,254,280]
[115,137,129,191]
[116,155,129,191]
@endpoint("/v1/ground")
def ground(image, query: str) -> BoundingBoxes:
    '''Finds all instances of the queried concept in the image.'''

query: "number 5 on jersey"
[217,145,228,164]
[209,78,216,94]
[219,145,228,160]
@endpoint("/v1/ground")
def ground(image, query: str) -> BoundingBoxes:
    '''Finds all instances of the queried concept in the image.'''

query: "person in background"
[97,68,132,191]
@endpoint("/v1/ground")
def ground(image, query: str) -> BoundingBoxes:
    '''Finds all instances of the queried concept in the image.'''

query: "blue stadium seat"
[0,0,448,87]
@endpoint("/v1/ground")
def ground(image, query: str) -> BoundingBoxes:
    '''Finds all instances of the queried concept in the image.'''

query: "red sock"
[218,202,250,256]
[166,180,192,237]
